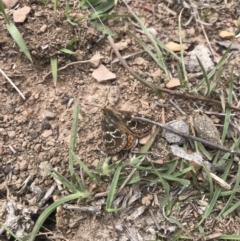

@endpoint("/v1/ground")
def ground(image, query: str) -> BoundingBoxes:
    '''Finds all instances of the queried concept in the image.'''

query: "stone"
[13,6,31,23]
[2,0,18,9]
[92,64,116,82]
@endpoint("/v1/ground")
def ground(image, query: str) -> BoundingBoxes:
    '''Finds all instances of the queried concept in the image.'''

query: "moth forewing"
[101,118,128,154]
[101,107,153,154]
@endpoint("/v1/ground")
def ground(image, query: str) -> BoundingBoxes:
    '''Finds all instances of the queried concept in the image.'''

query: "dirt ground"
[1,0,240,240]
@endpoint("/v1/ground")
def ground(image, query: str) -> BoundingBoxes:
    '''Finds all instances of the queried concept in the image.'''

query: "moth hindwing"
[101,107,152,154]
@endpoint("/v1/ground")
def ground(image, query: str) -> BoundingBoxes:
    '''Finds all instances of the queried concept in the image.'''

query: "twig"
[0,68,26,100]
[107,36,161,95]
[152,85,240,112]
[133,116,240,156]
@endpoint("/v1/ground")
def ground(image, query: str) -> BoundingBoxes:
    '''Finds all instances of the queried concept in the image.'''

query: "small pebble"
[5,104,15,114]
[8,131,16,139]
[34,144,42,152]
[28,129,38,139]
[41,130,52,138]
[41,121,51,130]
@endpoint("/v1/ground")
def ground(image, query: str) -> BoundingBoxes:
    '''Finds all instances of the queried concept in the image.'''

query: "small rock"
[166,78,180,89]
[39,24,47,33]
[39,161,53,177]
[5,104,15,114]
[162,120,189,145]
[193,114,221,145]
[28,129,38,139]
[34,144,41,152]
[41,121,51,130]
[43,110,56,120]
[133,57,148,66]
[8,131,16,139]
[115,40,129,51]
[219,30,235,39]
[107,86,120,105]
[185,45,214,73]
[165,42,188,52]
[19,159,28,171]
[2,0,18,8]
[13,6,31,23]
[147,27,158,37]
[79,80,84,85]
[89,52,101,68]
[92,64,116,82]
[41,130,52,138]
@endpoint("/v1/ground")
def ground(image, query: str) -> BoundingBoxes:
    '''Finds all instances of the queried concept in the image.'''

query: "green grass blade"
[50,170,79,193]
[218,163,240,217]
[60,48,75,54]
[221,69,233,143]
[106,165,122,212]
[178,8,188,83]
[71,151,97,180]
[0,222,22,241]
[89,0,116,19]
[196,56,211,96]
[29,193,84,241]
[198,159,233,225]
[129,32,165,70]
[69,104,79,175]
[50,56,58,86]
[90,22,116,36]
[123,2,169,78]
[193,46,230,92]
[0,0,10,23]
[6,22,32,62]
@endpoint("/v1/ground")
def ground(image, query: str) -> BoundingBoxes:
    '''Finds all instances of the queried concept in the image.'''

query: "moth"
[101,107,153,154]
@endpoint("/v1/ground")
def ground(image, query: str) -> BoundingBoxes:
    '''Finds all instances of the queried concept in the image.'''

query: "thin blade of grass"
[140,126,159,153]
[50,56,58,86]
[29,193,85,241]
[0,0,10,23]
[90,22,116,36]
[222,200,240,217]
[60,48,75,54]
[69,104,79,175]
[155,38,181,62]
[129,32,165,70]
[198,158,233,226]
[6,22,32,62]
[222,69,233,143]
[193,46,230,92]
[196,56,211,96]
[0,223,22,241]
[123,2,169,78]
[88,0,115,19]
[106,165,122,212]
[178,8,188,83]
[218,162,240,217]
[71,151,97,180]
[202,163,214,200]
[50,170,80,193]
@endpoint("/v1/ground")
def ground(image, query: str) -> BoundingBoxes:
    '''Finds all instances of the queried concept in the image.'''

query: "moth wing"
[101,118,127,154]
[117,110,152,137]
